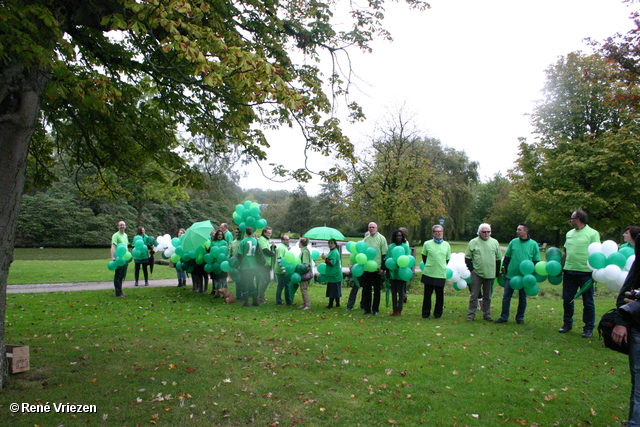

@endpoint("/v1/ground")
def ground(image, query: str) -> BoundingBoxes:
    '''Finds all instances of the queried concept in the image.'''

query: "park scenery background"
[0,245,633,427]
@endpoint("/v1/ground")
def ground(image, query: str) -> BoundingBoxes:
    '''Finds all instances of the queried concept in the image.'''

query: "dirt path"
[7,279,180,294]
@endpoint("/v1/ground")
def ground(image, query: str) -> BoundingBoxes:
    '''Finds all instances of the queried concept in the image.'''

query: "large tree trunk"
[0,64,50,388]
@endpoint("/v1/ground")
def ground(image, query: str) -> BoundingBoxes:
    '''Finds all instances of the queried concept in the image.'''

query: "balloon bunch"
[107,243,132,270]
[588,240,635,293]
[155,234,175,258]
[278,249,320,284]
[384,245,416,281]
[232,201,268,233]
[131,234,158,261]
[161,234,239,274]
[445,253,471,291]
[346,241,379,278]
[502,247,563,296]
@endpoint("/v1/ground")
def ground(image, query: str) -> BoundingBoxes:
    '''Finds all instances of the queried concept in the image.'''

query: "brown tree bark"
[0,63,50,388]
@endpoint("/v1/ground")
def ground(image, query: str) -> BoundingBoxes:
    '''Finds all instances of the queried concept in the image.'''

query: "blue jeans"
[561,271,595,331]
[275,273,291,305]
[499,278,527,322]
[628,328,640,426]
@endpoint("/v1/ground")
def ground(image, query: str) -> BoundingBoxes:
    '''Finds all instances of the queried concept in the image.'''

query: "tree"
[0,0,429,387]
[511,52,640,237]
[345,108,445,239]
[312,181,346,230]
[287,185,314,234]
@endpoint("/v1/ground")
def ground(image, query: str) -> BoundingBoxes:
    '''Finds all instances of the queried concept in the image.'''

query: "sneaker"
[134,281,139,287]
[302,306,311,310]
[494,319,508,324]
[372,311,378,316]
[345,307,353,311]
[558,324,572,333]
[363,311,371,315]
[144,282,149,287]
[582,330,593,338]
[484,317,494,322]
[516,320,525,325]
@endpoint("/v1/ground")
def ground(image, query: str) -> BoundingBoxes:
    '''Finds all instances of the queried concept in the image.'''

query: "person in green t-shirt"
[322,238,344,309]
[210,229,230,295]
[359,222,388,315]
[237,227,260,306]
[388,229,411,316]
[274,235,292,305]
[257,226,276,303]
[465,223,502,322]
[621,226,640,250]
[495,223,540,325]
[421,225,451,319]
[110,221,129,297]
[559,210,600,337]
[134,226,151,287]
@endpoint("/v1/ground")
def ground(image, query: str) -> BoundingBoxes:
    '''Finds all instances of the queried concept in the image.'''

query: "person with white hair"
[464,223,502,321]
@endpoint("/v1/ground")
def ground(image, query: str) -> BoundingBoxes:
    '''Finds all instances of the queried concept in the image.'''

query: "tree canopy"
[0,0,429,387]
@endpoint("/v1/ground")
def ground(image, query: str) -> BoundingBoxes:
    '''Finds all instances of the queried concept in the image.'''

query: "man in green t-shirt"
[360,222,388,315]
[237,227,260,306]
[465,223,502,321]
[257,226,276,303]
[560,210,600,337]
[274,235,292,305]
[495,223,540,324]
[110,221,129,297]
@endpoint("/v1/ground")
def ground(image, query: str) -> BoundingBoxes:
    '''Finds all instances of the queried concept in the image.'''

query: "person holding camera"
[559,210,600,338]
[613,234,640,427]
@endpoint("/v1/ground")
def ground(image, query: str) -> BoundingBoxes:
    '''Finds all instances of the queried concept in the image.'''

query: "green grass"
[8,248,177,285]
[1,279,630,427]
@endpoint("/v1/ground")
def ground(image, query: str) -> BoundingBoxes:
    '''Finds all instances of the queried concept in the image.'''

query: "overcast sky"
[238,0,636,195]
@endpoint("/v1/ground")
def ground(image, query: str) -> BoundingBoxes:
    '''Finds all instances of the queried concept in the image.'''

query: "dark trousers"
[347,281,359,309]
[422,283,444,318]
[134,261,148,282]
[499,278,527,322]
[257,265,272,302]
[390,279,405,310]
[240,268,259,304]
[361,271,382,313]
[114,264,128,296]
[562,271,595,331]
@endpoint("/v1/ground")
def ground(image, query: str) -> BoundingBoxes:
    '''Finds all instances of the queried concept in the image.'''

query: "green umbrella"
[304,226,345,241]
[182,220,214,252]
[572,278,594,301]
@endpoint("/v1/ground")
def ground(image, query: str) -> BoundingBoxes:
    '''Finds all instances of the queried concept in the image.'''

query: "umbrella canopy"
[304,226,345,241]
[182,220,214,251]
[572,278,593,301]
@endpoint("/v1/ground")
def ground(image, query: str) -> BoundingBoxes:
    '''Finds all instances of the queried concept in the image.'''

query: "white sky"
[238,0,636,195]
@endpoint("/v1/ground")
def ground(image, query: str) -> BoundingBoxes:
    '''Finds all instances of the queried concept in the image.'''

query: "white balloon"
[626,255,636,271]
[456,279,467,290]
[604,264,622,281]
[592,269,608,284]
[587,260,595,271]
[451,271,461,282]
[460,269,471,279]
[616,270,628,288]
[588,242,602,255]
[601,240,618,257]
[607,281,622,293]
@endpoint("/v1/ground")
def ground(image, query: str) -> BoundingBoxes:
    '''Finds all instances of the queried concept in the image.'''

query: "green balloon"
[317,263,327,275]
[364,260,378,272]
[545,247,563,263]
[588,252,607,269]
[107,260,117,271]
[385,257,397,270]
[519,260,535,276]
[522,274,537,289]
[398,267,413,281]
[445,268,453,280]
[548,275,563,285]
[284,252,296,264]
[356,253,368,265]
[534,261,547,275]
[509,276,524,290]
[290,272,302,284]
[355,241,368,253]
[397,255,410,268]
[607,252,627,269]
[524,283,539,296]
[545,260,562,276]
[619,247,635,259]
[351,264,364,277]
[115,244,127,257]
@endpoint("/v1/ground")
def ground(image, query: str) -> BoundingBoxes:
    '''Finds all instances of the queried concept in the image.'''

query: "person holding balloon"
[495,223,540,325]
[322,238,343,308]
[110,221,129,297]
[386,229,411,316]
[559,210,600,338]
[237,226,260,306]
[420,225,451,319]
[257,226,276,304]
[175,228,188,287]
[465,223,502,321]
[210,229,230,295]
[298,237,313,310]
[133,226,151,287]
[274,235,292,305]
[360,222,388,315]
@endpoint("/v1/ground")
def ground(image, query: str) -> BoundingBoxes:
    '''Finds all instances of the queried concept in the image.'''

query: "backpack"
[598,309,629,355]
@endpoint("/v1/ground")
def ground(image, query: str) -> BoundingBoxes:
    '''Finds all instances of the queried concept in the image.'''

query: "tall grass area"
[1,280,631,427]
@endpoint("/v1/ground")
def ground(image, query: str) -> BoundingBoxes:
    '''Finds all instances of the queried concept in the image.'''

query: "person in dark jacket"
[613,234,640,427]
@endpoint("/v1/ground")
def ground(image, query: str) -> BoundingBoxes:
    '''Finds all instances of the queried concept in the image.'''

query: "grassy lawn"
[1,279,630,427]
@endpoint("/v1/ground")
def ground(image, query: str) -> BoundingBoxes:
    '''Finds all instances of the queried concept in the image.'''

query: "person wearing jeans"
[496,223,540,325]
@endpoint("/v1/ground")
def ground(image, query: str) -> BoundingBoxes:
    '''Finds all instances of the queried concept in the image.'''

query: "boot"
[134,281,139,287]
[397,308,402,316]
[144,281,149,287]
